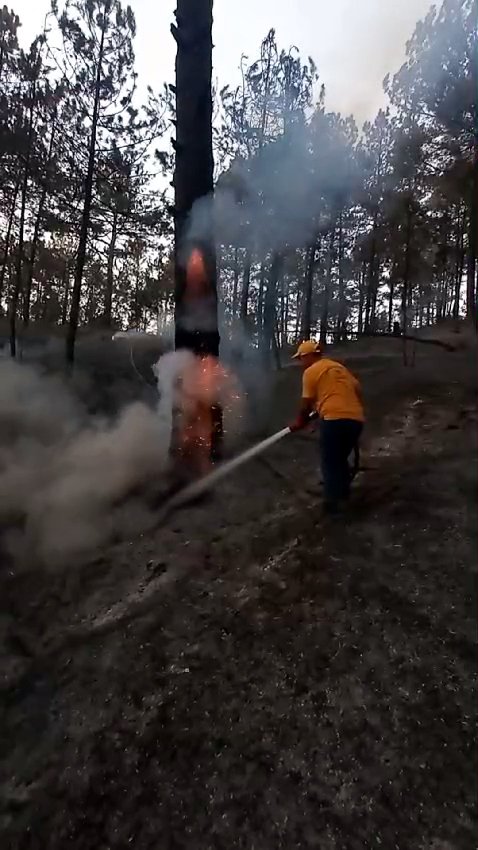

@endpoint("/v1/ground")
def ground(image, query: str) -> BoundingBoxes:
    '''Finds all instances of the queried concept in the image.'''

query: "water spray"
[163,425,292,513]
[162,413,320,516]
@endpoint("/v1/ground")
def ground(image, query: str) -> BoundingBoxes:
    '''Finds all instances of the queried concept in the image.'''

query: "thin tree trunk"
[10,79,36,356]
[257,261,266,331]
[104,209,118,326]
[337,211,346,339]
[453,209,465,319]
[365,209,378,331]
[401,202,413,334]
[387,257,397,333]
[466,145,477,320]
[294,286,302,340]
[300,241,317,339]
[66,10,108,364]
[357,261,366,335]
[0,175,20,309]
[262,253,283,361]
[61,260,70,325]
[231,246,239,318]
[320,222,336,343]
[284,274,290,342]
[239,249,252,322]
[23,120,57,328]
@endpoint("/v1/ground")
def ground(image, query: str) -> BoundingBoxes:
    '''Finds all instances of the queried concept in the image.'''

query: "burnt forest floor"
[1,339,477,849]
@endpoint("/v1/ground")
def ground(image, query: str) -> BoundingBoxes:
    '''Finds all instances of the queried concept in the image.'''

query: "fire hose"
[162,414,360,516]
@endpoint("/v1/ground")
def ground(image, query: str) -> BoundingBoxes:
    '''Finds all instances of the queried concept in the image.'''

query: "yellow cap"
[291,340,324,359]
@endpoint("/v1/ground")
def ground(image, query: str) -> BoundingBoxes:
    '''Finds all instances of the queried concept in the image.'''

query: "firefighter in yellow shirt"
[289,340,364,513]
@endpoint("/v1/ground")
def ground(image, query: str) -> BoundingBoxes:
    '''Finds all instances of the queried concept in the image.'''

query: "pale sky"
[14,0,432,123]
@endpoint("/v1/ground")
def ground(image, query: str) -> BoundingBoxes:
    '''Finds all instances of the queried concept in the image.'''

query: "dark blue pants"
[319,419,363,504]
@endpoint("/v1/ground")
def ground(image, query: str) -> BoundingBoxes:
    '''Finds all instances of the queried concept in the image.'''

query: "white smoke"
[0,361,169,569]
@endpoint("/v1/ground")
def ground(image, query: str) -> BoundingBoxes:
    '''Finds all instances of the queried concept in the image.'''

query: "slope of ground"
[0,341,476,849]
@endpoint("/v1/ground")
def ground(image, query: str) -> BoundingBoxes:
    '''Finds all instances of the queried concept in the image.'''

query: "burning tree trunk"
[172,0,222,464]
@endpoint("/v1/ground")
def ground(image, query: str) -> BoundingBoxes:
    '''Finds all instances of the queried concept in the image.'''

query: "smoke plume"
[0,360,169,569]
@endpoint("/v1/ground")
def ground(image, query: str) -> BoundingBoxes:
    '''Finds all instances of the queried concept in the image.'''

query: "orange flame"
[176,355,241,478]
[185,247,208,299]
[178,356,222,475]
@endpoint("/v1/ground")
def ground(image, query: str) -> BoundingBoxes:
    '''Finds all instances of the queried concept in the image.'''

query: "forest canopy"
[0,0,475,360]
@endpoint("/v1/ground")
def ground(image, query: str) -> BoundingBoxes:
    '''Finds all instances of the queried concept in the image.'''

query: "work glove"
[288,417,306,433]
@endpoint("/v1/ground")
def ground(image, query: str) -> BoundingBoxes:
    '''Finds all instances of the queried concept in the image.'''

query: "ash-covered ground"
[0,331,476,849]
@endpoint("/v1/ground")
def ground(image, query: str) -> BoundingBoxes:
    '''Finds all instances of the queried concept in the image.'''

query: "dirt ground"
[0,337,476,849]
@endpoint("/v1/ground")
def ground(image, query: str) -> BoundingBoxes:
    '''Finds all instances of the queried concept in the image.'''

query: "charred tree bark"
[173,0,221,461]
[172,0,219,356]
[66,9,108,364]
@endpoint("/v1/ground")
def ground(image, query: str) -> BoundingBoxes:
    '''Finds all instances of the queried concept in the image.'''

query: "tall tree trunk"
[0,175,20,309]
[401,202,413,334]
[172,0,221,461]
[365,209,379,331]
[388,256,398,333]
[466,146,477,321]
[337,211,346,339]
[257,260,266,331]
[320,222,336,343]
[104,210,118,326]
[10,79,36,356]
[467,45,478,322]
[239,249,252,322]
[172,0,218,357]
[357,260,366,335]
[262,253,283,362]
[61,259,70,326]
[23,120,57,328]
[231,246,239,317]
[283,274,290,343]
[300,240,317,339]
[66,11,108,364]
[453,209,465,319]
[294,286,302,341]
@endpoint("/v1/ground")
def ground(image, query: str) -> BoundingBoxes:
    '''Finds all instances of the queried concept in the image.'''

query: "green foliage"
[0,0,474,352]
